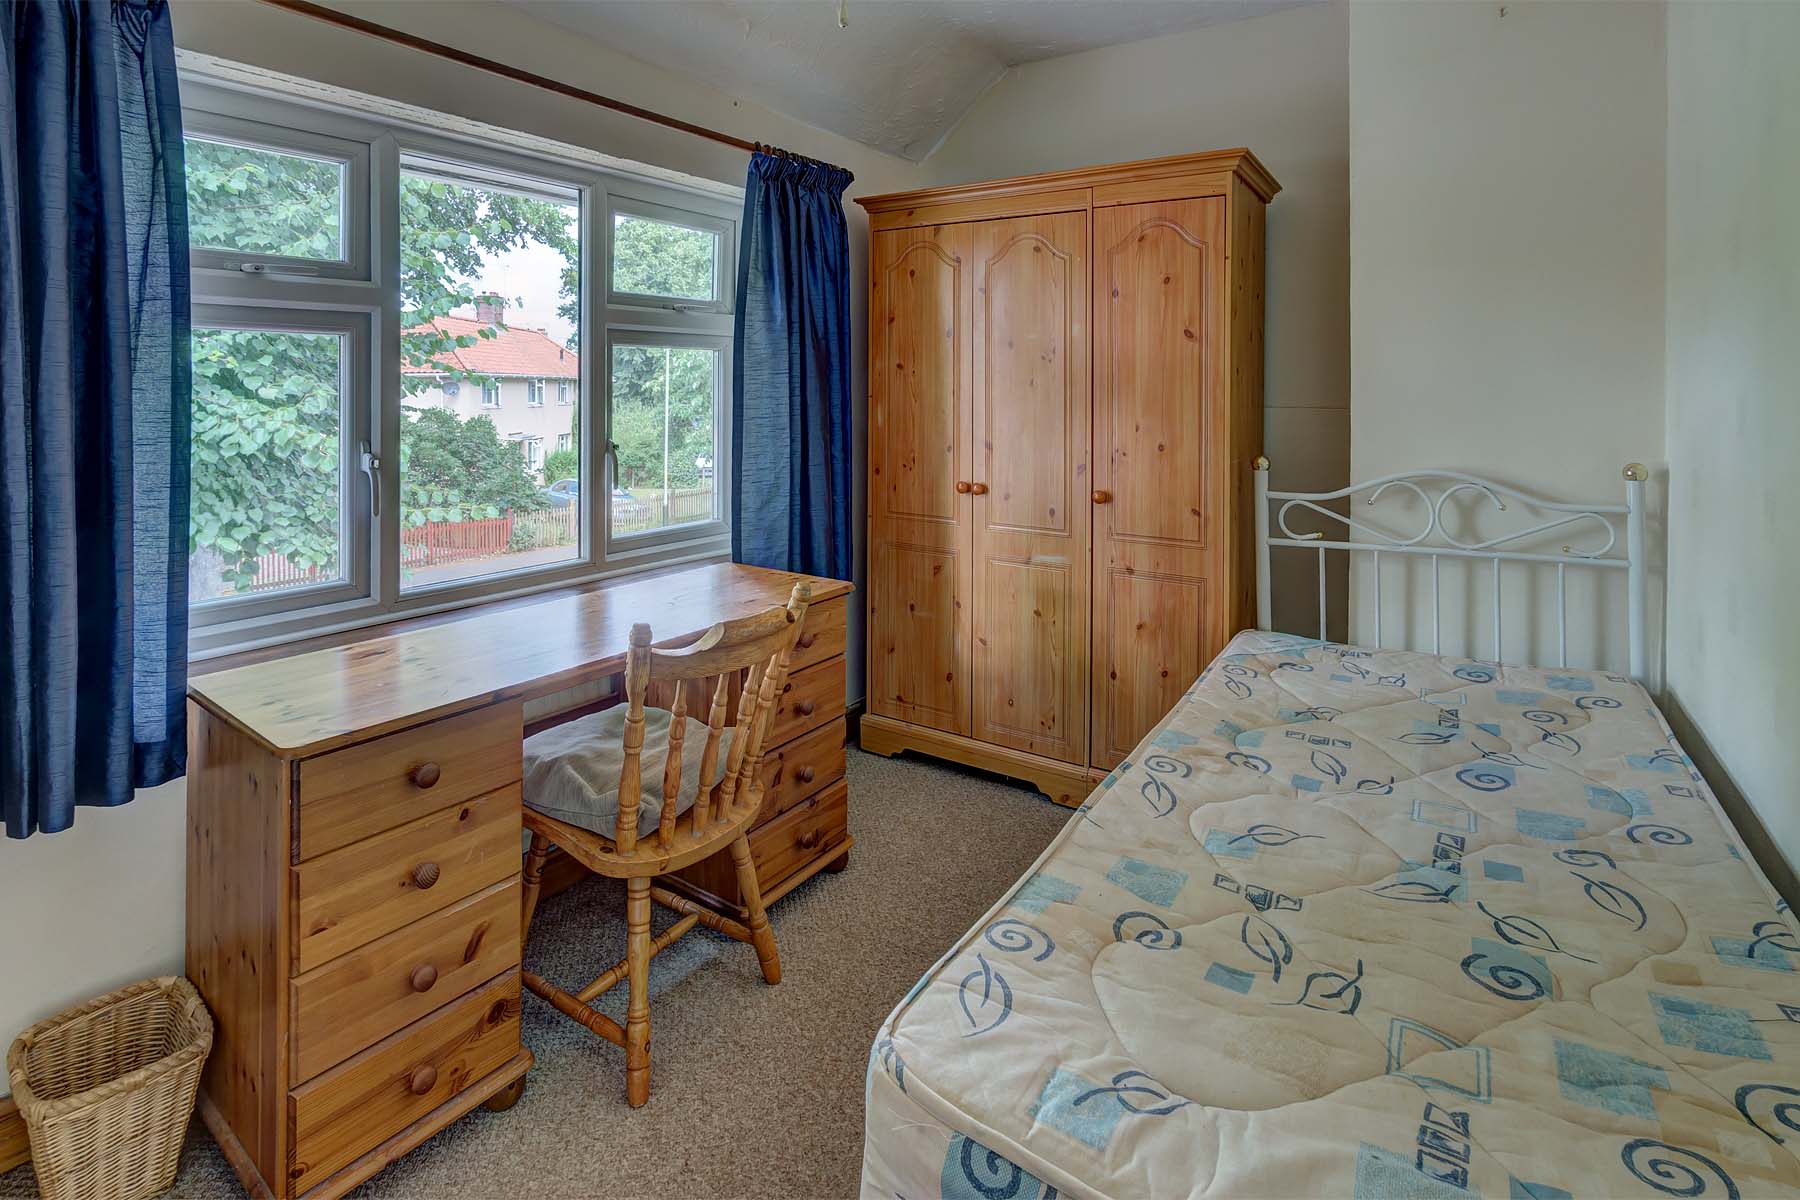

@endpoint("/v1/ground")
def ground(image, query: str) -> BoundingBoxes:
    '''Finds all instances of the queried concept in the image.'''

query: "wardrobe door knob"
[411,862,441,891]
[408,1065,438,1096]
[409,762,442,789]
[970,482,989,496]
[409,964,438,993]
[955,480,972,494]
[1091,489,1112,504]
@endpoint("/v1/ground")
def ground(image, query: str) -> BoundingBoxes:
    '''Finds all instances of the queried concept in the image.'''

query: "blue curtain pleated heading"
[1,0,191,837]
[731,151,854,581]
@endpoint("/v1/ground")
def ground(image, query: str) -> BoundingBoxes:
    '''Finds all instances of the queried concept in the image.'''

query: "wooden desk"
[186,563,853,1199]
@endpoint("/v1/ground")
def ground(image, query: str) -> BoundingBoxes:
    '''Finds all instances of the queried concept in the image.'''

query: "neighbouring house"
[402,294,579,475]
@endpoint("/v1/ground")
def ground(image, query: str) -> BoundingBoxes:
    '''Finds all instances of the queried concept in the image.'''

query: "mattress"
[863,631,1800,1199]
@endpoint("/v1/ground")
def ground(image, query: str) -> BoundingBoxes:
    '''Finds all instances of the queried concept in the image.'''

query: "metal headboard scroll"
[1253,460,1650,680]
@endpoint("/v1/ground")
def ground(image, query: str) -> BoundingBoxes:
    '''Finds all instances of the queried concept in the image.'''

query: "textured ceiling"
[510,1,1310,161]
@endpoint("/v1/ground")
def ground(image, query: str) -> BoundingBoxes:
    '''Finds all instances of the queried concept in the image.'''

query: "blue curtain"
[732,151,854,580]
[1,0,190,838]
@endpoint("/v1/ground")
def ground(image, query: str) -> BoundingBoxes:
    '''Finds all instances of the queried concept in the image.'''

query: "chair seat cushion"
[523,706,728,838]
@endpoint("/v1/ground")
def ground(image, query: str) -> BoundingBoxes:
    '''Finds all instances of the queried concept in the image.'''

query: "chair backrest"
[611,582,812,855]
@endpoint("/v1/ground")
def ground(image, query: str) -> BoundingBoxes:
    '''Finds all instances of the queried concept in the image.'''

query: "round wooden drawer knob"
[1091,489,1112,504]
[796,766,816,784]
[797,830,820,850]
[408,1064,438,1096]
[970,482,989,495]
[955,480,972,494]
[797,633,817,649]
[409,762,442,789]
[796,700,816,717]
[411,862,441,890]
[409,964,439,993]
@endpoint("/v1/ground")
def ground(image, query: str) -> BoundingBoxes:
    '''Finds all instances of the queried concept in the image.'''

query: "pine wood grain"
[970,210,1091,765]
[290,881,521,1082]
[867,224,974,737]
[293,785,521,973]
[1090,195,1228,769]
[295,704,522,861]
[287,973,521,1195]
[855,148,1279,215]
[0,1097,28,1175]
[189,563,851,757]
[186,701,292,1189]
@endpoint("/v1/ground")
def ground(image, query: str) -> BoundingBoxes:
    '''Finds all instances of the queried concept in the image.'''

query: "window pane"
[398,164,582,590]
[609,344,718,535]
[612,213,717,301]
[185,137,345,261]
[190,327,344,600]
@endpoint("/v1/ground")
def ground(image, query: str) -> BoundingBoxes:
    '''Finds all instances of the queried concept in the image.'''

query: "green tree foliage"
[186,142,579,594]
[612,213,714,301]
[540,447,579,486]
[610,346,715,492]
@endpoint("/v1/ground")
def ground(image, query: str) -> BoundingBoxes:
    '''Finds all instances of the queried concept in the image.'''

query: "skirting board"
[0,1097,28,1175]
[858,714,1092,808]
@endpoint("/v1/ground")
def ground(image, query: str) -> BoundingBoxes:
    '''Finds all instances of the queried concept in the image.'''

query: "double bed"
[861,467,1800,1199]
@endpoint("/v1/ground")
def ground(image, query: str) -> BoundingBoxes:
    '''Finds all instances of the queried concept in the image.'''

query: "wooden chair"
[516,582,811,1106]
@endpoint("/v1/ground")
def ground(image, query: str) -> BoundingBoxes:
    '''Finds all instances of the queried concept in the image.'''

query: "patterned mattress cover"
[862,631,1800,1200]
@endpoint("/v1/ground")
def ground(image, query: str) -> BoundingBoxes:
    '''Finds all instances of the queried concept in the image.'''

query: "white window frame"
[527,377,546,408]
[556,379,571,406]
[180,63,741,660]
[608,195,733,315]
[188,304,374,619]
[184,111,372,283]
[480,380,501,408]
[603,328,731,556]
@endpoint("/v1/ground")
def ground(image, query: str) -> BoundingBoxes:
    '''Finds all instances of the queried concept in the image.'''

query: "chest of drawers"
[186,698,532,1199]
[184,563,849,1197]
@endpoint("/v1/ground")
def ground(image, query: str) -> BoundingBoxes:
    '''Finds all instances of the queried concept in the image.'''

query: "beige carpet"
[2,749,1073,1200]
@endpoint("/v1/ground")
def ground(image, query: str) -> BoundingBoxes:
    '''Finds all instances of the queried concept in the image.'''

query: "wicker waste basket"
[6,976,212,1200]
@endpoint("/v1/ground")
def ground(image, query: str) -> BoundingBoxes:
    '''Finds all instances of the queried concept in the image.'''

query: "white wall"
[1661,0,1800,899]
[921,1,1351,636]
[1346,0,1667,669]
[0,0,924,1073]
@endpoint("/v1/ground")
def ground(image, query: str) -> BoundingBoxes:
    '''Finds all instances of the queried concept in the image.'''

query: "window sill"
[189,547,730,675]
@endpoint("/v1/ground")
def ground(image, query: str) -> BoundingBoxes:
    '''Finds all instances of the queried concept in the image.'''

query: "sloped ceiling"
[508,1,1310,161]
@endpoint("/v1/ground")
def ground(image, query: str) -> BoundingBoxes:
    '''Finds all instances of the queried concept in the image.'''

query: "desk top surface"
[189,562,853,758]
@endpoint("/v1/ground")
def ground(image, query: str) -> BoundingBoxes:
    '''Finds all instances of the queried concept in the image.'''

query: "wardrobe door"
[1090,197,1227,769]
[868,224,974,736]
[969,212,1090,765]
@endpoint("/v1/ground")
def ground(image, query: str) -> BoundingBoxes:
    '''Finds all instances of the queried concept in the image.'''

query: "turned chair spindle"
[515,582,811,1106]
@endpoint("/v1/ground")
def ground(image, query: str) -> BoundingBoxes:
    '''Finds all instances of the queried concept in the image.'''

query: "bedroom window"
[607,338,723,538]
[181,68,737,656]
[610,203,726,308]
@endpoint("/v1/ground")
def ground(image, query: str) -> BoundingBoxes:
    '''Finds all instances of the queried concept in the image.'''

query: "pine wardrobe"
[855,149,1278,804]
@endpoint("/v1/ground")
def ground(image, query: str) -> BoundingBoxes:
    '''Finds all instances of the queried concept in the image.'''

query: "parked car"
[541,478,579,508]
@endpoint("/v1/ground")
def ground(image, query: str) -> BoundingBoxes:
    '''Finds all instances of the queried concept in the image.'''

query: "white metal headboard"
[1253,458,1649,680]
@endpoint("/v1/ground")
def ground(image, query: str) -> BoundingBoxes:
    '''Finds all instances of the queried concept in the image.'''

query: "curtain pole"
[253,0,847,171]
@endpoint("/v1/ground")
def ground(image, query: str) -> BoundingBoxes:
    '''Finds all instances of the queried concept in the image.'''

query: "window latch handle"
[360,440,382,519]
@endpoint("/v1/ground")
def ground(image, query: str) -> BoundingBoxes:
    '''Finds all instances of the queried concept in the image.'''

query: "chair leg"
[730,833,781,985]
[521,832,551,946]
[624,875,653,1107]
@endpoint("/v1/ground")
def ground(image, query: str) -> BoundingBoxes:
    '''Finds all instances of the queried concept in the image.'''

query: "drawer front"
[295,786,521,973]
[289,972,521,1195]
[753,717,846,827]
[291,880,520,1082]
[750,778,848,887]
[297,704,523,861]
[765,659,845,749]
[790,595,847,675]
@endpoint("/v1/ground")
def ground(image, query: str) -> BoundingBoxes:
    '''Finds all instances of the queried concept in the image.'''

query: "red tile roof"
[401,315,579,380]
